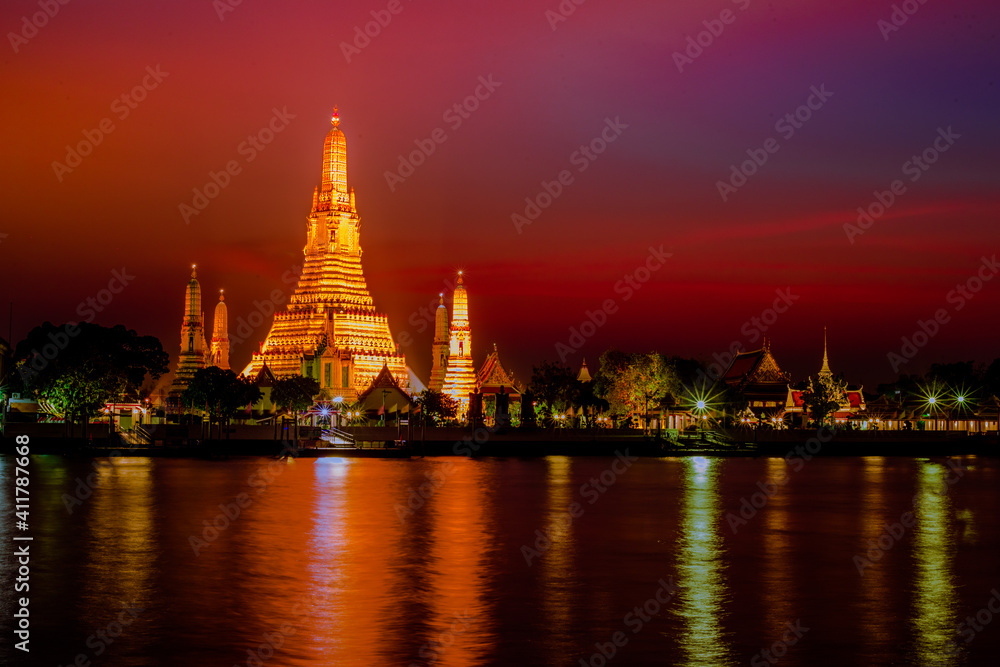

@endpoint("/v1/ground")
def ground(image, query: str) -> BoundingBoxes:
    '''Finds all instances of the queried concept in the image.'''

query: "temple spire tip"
[820,326,832,376]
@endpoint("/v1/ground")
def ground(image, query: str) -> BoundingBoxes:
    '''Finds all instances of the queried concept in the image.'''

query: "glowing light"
[916,381,947,416]
[677,457,732,665]
[242,112,408,398]
[912,462,958,663]
[442,270,476,413]
[696,400,706,410]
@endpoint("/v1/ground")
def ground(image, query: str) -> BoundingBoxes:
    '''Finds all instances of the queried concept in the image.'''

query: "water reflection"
[762,457,793,636]
[542,456,576,664]
[85,459,155,613]
[675,456,734,667]
[912,461,959,665]
[309,457,408,665]
[858,456,890,654]
[305,458,350,661]
[424,458,495,667]
[5,456,1000,666]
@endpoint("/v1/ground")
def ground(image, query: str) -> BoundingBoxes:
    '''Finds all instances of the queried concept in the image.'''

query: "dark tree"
[415,389,458,425]
[593,350,678,431]
[529,360,578,413]
[985,358,1000,398]
[183,367,262,440]
[13,322,168,435]
[271,375,320,441]
[875,374,923,401]
[926,361,983,392]
[800,374,847,426]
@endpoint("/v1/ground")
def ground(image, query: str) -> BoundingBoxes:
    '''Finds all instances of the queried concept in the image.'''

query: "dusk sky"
[2,0,999,390]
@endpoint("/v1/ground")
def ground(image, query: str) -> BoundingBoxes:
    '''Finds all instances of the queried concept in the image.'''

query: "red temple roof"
[720,340,791,390]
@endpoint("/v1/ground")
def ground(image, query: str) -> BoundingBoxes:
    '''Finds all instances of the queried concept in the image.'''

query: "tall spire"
[210,289,230,371]
[819,326,832,377]
[242,111,408,401]
[429,291,450,392]
[451,271,469,328]
[185,265,202,322]
[321,105,347,197]
[442,270,476,415]
[170,265,208,397]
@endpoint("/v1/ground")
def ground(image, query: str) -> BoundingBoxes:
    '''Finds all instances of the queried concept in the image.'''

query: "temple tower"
[442,271,476,413]
[819,326,832,378]
[169,265,208,395]
[429,292,449,392]
[209,290,230,370]
[242,108,407,400]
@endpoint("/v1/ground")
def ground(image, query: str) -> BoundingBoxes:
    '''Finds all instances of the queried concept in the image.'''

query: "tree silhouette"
[183,367,262,440]
[13,322,168,436]
[271,375,320,441]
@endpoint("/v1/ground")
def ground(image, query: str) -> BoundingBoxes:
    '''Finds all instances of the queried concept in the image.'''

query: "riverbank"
[1,424,997,457]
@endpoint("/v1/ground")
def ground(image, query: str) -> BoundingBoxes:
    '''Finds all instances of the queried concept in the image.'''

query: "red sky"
[2,0,999,390]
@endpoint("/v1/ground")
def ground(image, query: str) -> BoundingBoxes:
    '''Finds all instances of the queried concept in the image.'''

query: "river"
[1,454,997,666]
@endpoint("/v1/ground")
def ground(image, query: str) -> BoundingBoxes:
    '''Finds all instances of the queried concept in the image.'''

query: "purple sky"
[2,0,999,389]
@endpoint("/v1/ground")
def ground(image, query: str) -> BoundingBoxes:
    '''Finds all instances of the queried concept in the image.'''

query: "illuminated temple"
[441,272,477,413]
[242,108,408,400]
[429,293,449,392]
[209,290,229,370]
[168,265,208,397]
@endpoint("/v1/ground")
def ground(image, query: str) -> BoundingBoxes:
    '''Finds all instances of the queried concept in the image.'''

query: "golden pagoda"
[441,271,476,413]
[209,290,229,370]
[243,108,408,400]
[169,265,208,396]
[428,292,449,392]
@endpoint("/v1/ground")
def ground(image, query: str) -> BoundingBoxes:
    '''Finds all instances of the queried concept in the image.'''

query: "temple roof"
[477,344,521,394]
[358,363,413,404]
[252,363,276,387]
[577,359,592,383]
[720,339,791,390]
[788,389,865,409]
